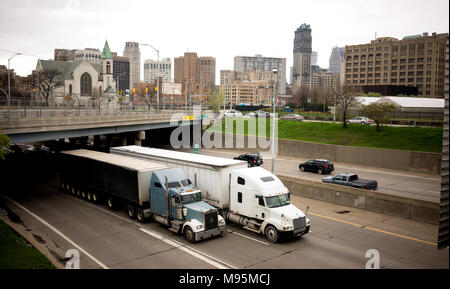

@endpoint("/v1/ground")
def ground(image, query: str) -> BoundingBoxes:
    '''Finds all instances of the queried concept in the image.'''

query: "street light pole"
[8,52,21,119]
[141,43,160,113]
[271,67,278,173]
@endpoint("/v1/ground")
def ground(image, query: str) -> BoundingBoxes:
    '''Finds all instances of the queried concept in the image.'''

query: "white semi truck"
[110,146,310,242]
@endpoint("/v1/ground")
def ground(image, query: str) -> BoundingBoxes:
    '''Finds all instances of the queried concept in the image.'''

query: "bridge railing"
[0,97,211,119]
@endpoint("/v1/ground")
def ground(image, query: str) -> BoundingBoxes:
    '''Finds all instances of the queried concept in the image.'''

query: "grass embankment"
[212,119,443,153]
[0,219,55,269]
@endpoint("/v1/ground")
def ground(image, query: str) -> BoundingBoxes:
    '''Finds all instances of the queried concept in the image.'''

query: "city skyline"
[0,0,448,81]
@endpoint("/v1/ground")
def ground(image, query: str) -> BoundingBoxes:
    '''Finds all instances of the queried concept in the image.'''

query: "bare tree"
[332,84,362,128]
[36,69,62,105]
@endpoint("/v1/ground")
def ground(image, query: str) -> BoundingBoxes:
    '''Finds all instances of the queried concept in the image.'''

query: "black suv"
[234,153,263,167]
[299,159,334,174]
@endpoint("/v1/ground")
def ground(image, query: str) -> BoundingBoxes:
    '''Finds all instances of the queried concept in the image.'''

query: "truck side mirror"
[306,205,310,214]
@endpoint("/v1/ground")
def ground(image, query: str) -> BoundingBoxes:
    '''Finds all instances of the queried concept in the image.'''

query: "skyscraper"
[293,23,312,91]
[123,42,140,90]
[312,51,318,66]
[329,46,345,75]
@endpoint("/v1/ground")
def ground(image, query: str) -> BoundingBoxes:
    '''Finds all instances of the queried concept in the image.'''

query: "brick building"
[344,32,448,97]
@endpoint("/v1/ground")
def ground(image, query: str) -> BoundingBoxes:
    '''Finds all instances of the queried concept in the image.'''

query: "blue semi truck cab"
[148,168,226,242]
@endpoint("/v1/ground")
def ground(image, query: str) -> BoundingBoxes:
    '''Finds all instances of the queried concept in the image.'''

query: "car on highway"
[346,116,374,125]
[233,153,263,167]
[280,114,304,122]
[322,173,377,190]
[223,110,243,118]
[299,159,334,174]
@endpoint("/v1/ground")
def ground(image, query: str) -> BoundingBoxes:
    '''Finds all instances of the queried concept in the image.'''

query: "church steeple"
[101,40,113,59]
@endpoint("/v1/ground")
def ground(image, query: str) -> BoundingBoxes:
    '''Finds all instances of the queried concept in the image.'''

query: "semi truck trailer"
[110,146,310,243]
[59,149,226,242]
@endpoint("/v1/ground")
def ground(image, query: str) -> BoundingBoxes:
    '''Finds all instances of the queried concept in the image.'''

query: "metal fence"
[348,110,444,125]
[0,97,210,119]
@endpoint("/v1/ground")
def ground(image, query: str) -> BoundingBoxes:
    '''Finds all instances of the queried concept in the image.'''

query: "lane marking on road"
[140,228,237,269]
[227,229,269,246]
[55,189,238,269]
[308,211,436,246]
[2,195,109,269]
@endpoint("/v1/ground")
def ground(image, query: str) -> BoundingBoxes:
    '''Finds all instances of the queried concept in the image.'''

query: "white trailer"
[110,146,248,209]
[110,146,310,242]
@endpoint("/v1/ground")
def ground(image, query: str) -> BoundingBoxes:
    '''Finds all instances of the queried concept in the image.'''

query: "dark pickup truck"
[322,173,377,190]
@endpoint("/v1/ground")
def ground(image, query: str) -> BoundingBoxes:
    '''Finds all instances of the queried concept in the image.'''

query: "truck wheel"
[136,208,145,223]
[127,204,136,219]
[92,192,99,203]
[107,196,115,210]
[318,169,323,175]
[184,227,195,243]
[265,225,279,243]
[300,166,305,172]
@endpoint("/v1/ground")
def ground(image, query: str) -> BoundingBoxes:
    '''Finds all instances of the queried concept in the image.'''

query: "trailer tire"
[127,204,136,219]
[183,226,195,243]
[92,192,100,203]
[107,196,116,210]
[87,192,92,201]
[136,208,145,223]
[81,190,87,199]
[265,225,279,243]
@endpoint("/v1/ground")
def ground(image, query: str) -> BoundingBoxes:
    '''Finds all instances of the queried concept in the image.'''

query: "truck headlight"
[219,218,226,225]
[196,225,203,230]
[306,218,311,226]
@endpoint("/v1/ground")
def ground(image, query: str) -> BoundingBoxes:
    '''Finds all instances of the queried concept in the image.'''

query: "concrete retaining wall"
[279,175,440,224]
[219,133,442,175]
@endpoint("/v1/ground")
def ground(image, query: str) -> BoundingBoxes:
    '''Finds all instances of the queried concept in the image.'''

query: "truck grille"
[293,217,306,230]
[204,211,218,230]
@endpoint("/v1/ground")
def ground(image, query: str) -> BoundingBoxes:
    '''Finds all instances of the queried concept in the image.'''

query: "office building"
[112,52,130,93]
[123,42,140,90]
[293,23,312,91]
[144,58,172,84]
[329,46,345,75]
[174,52,216,97]
[54,49,75,61]
[344,32,448,97]
[234,55,286,95]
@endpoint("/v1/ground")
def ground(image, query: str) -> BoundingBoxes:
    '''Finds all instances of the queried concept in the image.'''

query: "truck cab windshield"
[181,179,192,186]
[168,182,181,188]
[265,194,290,208]
[181,192,202,204]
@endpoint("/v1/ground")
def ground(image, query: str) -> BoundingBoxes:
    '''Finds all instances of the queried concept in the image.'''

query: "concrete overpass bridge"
[1,106,210,145]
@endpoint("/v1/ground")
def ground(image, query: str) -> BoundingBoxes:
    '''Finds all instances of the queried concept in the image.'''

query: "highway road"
[1,176,447,269]
[191,148,441,203]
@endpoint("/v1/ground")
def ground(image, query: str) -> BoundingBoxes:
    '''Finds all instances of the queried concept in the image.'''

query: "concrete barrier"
[278,175,440,224]
[218,133,442,175]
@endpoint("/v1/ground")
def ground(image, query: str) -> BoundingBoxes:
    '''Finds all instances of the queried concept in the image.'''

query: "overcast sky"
[0,0,448,82]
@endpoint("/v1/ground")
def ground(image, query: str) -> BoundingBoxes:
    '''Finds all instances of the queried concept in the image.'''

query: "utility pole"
[271,68,278,173]
[141,43,160,113]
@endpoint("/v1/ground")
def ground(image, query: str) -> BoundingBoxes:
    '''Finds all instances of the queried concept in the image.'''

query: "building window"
[69,84,72,95]
[392,66,398,70]
[106,62,111,74]
[400,65,406,70]
[80,72,92,96]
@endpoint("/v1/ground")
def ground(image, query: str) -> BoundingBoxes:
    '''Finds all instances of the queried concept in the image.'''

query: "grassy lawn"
[212,118,443,153]
[0,219,55,269]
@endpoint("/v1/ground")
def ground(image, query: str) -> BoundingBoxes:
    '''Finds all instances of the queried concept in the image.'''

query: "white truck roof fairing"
[111,146,246,168]
[62,149,167,172]
[232,167,288,197]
